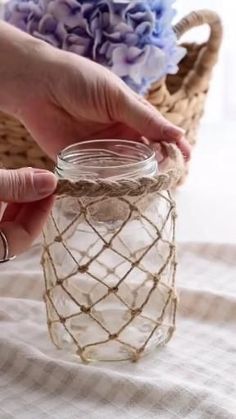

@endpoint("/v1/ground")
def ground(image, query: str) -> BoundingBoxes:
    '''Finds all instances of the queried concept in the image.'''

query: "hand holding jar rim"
[0,21,191,261]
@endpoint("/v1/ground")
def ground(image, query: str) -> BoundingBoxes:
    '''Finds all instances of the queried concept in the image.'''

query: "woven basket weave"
[0,9,222,183]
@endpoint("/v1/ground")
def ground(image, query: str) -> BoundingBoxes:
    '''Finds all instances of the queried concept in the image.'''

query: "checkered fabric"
[0,240,235,419]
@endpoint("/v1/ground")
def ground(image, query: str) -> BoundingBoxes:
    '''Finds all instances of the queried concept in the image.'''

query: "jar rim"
[58,139,156,170]
[56,139,158,180]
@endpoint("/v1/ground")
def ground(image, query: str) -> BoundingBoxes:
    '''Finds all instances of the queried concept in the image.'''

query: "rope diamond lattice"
[42,175,178,362]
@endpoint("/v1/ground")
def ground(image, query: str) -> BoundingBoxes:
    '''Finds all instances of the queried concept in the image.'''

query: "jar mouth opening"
[57,139,156,170]
[56,139,158,180]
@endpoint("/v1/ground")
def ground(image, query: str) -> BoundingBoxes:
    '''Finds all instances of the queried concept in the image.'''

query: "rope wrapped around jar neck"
[55,141,184,198]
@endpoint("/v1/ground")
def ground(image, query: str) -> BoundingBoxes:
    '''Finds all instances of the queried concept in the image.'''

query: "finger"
[0,168,57,203]
[0,196,54,256]
[163,135,191,161]
[1,203,23,222]
[117,91,191,160]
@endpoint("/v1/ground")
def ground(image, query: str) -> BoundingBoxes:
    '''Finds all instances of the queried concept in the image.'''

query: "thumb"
[117,91,191,160]
[0,168,57,203]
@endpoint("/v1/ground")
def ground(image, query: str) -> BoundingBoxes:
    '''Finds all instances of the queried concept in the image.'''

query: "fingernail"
[164,125,186,139]
[33,172,57,195]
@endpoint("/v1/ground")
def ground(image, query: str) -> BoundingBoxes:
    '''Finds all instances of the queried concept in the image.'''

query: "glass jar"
[42,140,177,363]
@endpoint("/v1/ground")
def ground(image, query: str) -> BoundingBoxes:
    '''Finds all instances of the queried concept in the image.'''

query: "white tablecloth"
[0,123,236,419]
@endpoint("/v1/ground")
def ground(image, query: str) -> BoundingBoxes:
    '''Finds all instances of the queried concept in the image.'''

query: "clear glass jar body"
[43,140,177,362]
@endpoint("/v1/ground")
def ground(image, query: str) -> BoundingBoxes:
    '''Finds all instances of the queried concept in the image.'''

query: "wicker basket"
[0,9,222,182]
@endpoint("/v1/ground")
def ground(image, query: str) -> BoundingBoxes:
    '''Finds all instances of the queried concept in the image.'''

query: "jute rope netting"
[42,168,179,362]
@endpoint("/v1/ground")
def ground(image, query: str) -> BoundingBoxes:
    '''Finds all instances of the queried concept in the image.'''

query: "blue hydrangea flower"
[4,0,186,94]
